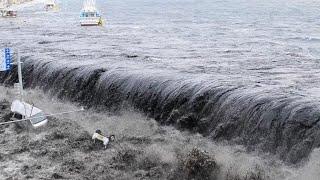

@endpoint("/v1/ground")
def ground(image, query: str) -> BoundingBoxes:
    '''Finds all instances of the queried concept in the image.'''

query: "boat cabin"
[80,10,102,26]
[81,11,100,18]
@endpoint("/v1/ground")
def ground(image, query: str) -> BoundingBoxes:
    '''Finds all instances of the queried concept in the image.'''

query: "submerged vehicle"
[80,0,103,26]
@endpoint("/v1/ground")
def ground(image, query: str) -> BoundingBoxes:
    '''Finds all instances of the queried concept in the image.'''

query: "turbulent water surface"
[1,0,320,168]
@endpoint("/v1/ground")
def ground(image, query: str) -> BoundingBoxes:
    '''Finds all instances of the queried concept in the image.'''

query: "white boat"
[80,0,103,26]
[45,0,58,11]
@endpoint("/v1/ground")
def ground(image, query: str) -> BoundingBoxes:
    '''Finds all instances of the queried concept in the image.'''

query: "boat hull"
[81,23,100,26]
[80,17,102,26]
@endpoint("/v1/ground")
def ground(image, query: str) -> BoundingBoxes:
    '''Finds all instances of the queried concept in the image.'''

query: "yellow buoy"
[98,17,103,26]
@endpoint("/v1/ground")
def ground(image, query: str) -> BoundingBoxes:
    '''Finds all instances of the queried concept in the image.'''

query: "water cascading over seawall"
[1,58,320,164]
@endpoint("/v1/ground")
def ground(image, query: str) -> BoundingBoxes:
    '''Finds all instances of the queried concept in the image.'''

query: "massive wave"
[1,58,319,164]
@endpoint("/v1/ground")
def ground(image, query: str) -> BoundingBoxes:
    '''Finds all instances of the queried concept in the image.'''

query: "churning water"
[1,0,320,168]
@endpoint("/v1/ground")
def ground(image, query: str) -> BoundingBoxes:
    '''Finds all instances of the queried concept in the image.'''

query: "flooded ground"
[0,86,319,180]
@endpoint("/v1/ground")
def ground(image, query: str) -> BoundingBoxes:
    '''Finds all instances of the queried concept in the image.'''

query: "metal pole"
[17,49,23,101]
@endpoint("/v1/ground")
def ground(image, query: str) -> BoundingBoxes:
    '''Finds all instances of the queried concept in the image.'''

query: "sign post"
[17,50,23,101]
[1,48,23,100]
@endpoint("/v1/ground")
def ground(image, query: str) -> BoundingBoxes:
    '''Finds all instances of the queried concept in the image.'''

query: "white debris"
[11,99,48,128]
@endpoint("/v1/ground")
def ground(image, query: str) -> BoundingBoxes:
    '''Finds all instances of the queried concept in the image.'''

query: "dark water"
[1,0,320,164]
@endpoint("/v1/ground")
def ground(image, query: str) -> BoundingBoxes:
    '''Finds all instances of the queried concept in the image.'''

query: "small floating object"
[80,0,103,26]
[11,100,48,128]
[92,130,115,148]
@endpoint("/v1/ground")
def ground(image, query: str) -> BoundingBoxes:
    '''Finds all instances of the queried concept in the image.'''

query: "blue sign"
[1,48,12,71]
[5,48,11,70]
